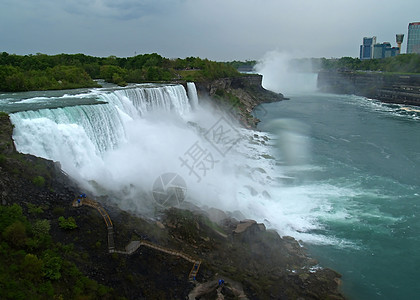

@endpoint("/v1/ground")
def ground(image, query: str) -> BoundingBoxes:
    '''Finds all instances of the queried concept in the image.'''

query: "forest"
[0,52,241,92]
[319,54,420,73]
[1,51,419,92]
[0,203,122,299]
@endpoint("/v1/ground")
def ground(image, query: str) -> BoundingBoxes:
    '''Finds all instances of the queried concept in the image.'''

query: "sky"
[1,0,419,61]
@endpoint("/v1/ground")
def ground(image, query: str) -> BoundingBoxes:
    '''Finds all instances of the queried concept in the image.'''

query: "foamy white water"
[5,82,354,247]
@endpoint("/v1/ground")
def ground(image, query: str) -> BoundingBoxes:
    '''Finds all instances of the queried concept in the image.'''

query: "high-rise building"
[373,42,399,59]
[360,37,377,60]
[396,34,404,54]
[407,22,420,54]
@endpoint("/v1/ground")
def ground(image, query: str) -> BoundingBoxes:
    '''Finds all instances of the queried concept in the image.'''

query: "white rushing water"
[7,81,356,246]
[7,84,279,224]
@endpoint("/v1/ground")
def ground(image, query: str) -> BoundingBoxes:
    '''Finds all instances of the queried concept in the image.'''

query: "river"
[1,79,419,299]
[254,87,420,300]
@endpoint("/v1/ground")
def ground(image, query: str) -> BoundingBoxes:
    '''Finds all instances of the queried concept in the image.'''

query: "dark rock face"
[318,70,420,106]
[0,114,77,207]
[195,75,284,127]
[0,113,16,154]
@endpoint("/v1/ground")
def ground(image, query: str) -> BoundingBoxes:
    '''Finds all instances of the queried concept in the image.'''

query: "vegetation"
[58,216,78,230]
[32,175,45,187]
[0,204,118,299]
[320,54,420,73]
[0,52,242,92]
[225,60,257,70]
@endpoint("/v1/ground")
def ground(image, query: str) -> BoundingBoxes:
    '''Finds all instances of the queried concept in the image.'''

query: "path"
[72,197,201,280]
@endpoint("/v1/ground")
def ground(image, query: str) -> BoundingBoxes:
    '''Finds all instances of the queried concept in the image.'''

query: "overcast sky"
[1,0,419,61]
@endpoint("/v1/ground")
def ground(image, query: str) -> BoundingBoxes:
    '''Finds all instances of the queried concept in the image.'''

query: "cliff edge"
[318,70,420,106]
[195,74,284,127]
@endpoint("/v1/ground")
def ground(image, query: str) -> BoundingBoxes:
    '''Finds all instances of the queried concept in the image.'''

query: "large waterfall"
[11,85,192,158]
[5,82,356,246]
[8,82,323,245]
[8,83,278,217]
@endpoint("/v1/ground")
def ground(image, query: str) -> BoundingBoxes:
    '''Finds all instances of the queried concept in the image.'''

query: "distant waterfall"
[187,82,199,109]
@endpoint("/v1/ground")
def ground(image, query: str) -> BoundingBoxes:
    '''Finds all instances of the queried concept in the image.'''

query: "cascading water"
[187,82,199,109]
[7,83,278,217]
[6,82,329,243]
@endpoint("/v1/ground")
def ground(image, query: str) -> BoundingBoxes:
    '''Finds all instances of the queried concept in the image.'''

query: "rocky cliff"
[318,70,420,106]
[194,75,285,127]
[0,111,345,299]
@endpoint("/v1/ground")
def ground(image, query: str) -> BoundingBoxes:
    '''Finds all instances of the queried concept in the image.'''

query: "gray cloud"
[62,0,183,20]
[1,0,419,60]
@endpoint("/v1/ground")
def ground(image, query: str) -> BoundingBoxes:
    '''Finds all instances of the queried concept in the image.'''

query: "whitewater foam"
[9,83,369,248]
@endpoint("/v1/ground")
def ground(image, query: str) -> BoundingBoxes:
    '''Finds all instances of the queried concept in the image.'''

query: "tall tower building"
[360,36,377,60]
[407,22,420,54]
[396,34,404,54]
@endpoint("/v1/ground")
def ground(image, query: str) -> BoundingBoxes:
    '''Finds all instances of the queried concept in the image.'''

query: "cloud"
[1,0,420,59]
[63,0,184,20]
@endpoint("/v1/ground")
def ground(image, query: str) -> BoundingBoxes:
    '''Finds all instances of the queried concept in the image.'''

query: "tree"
[58,216,77,230]
[21,253,43,282]
[2,221,27,248]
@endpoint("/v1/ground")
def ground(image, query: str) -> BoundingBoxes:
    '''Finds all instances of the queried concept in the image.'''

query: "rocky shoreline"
[194,74,285,127]
[318,70,420,106]
[0,79,345,299]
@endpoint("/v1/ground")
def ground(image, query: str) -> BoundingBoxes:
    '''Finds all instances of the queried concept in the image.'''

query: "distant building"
[373,42,399,59]
[407,22,420,54]
[360,37,377,60]
[396,34,404,54]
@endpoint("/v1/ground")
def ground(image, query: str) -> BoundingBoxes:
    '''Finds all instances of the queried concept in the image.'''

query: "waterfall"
[10,84,194,182]
[7,81,301,242]
[187,82,199,109]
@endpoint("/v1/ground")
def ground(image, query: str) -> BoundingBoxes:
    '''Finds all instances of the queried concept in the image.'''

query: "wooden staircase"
[72,197,201,280]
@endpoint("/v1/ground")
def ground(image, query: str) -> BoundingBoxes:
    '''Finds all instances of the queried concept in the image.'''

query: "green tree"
[58,216,77,230]
[32,175,46,187]
[21,253,44,282]
[2,221,27,248]
[42,252,62,280]
[0,204,25,232]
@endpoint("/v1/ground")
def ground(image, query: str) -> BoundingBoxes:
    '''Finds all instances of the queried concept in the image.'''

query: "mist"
[254,51,318,95]
[10,83,343,244]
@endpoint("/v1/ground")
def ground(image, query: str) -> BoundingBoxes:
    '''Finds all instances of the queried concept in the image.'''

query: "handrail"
[72,197,201,280]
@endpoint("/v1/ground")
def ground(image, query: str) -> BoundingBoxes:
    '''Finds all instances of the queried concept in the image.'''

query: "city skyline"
[0,0,419,61]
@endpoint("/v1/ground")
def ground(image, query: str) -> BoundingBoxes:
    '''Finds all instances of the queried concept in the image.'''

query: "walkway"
[72,197,201,281]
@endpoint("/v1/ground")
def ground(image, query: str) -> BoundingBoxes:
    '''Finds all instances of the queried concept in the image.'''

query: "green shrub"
[0,203,25,231]
[2,221,27,248]
[27,203,44,214]
[32,219,50,238]
[42,252,62,280]
[32,175,45,187]
[58,216,77,230]
[21,253,44,281]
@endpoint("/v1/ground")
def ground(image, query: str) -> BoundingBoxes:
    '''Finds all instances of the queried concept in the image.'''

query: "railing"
[72,197,201,280]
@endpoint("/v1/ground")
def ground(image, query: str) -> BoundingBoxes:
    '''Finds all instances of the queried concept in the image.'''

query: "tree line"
[319,54,420,73]
[0,52,241,92]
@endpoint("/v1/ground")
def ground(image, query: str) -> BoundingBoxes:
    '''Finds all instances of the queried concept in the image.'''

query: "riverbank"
[194,74,285,127]
[317,70,420,106]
